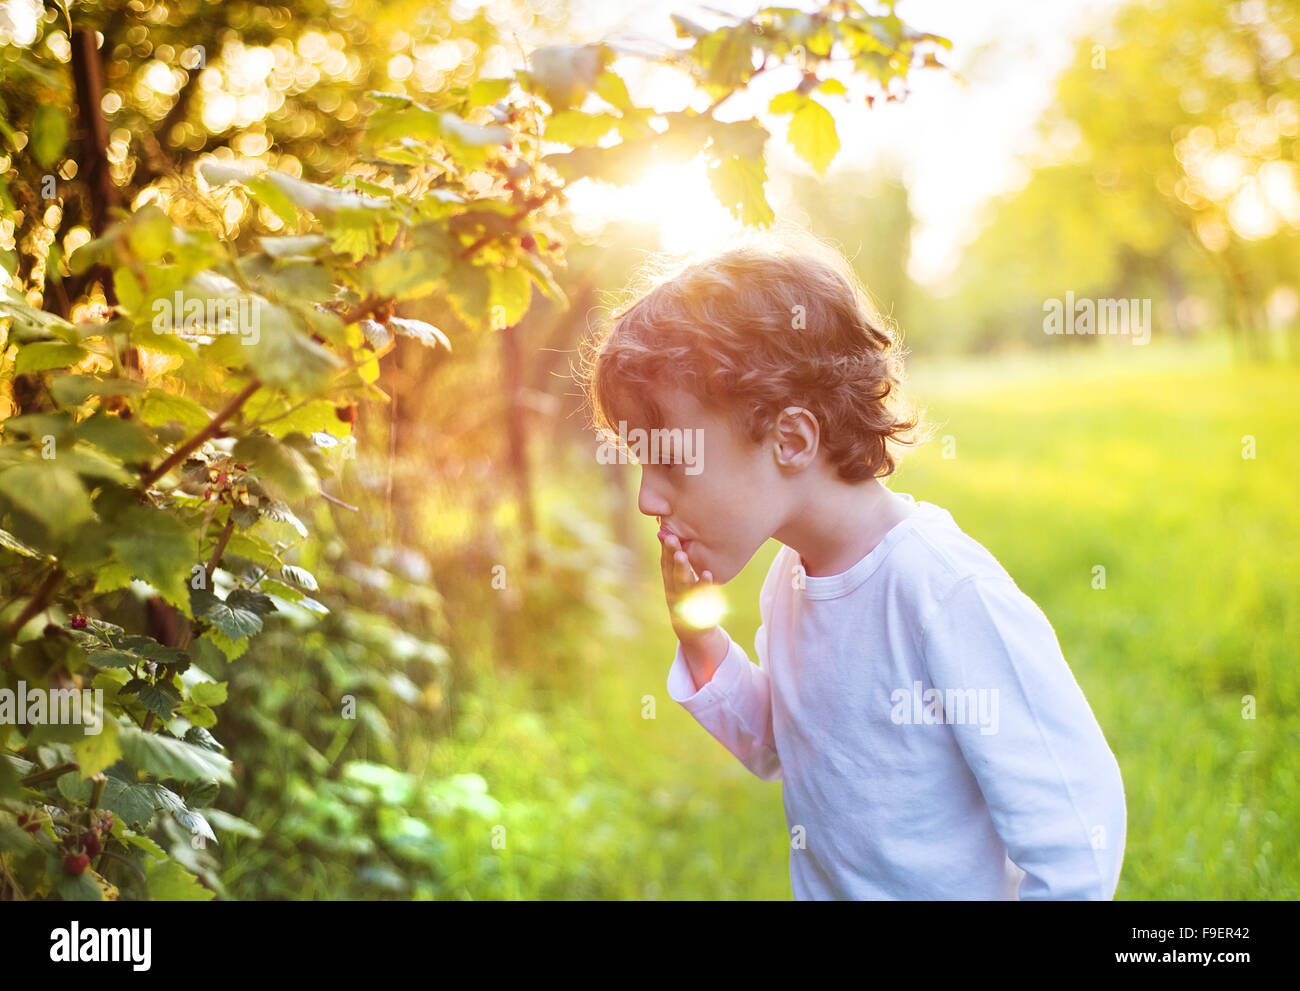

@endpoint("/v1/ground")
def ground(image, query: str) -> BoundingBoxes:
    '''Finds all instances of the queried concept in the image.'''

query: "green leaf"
[106,507,198,614]
[544,110,620,146]
[189,681,228,706]
[101,777,160,830]
[522,43,609,111]
[55,865,103,902]
[594,69,632,109]
[444,261,490,328]
[85,648,140,669]
[0,525,45,559]
[31,104,69,168]
[201,596,263,642]
[259,234,330,259]
[114,268,144,315]
[177,702,216,728]
[365,246,448,301]
[280,564,318,591]
[260,578,304,603]
[0,463,95,536]
[49,375,144,406]
[488,266,532,327]
[57,770,93,803]
[118,726,235,785]
[115,635,189,667]
[226,589,276,617]
[184,725,226,752]
[247,305,345,394]
[173,807,216,843]
[15,340,88,374]
[245,176,301,228]
[122,831,166,859]
[708,154,774,226]
[73,412,161,462]
[145,857,214,900]
[137,390,211,431]
[232,432,319,500]
[518,252,567,306]
[119,678,182,719]
[386,316,451,351]
[205,808,262,838]
[71,718,121,778]
[786,96,839,176]
[126,205,174,262]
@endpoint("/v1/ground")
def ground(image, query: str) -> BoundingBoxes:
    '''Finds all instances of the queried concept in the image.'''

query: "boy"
[581,229,1127,900]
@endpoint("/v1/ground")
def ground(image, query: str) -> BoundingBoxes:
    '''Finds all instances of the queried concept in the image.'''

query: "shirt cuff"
[666,629,748,708]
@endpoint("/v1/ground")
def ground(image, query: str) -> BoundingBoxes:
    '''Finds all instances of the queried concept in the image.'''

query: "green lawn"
[430,334,1299,899]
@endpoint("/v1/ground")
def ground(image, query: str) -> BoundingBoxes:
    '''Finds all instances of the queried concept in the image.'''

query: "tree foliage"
[0,0,946,900]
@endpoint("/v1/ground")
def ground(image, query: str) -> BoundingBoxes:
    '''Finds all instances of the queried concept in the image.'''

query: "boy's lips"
[658,525,694,551]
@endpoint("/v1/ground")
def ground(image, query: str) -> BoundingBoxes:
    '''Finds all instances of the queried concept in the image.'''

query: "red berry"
[520,234,537,252]
[64,853,90,876]
[84,833,102,858]
[71,615,87,629]
[102,814,114,833]
[216,471,228,485]
[335,403,357,425]
[235,463,248,472]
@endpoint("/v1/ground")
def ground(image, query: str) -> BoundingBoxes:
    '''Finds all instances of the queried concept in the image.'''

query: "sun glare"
[673,583,728,631]
[565,155,743,255]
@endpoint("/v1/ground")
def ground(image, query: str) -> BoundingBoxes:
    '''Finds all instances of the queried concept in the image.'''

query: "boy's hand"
[658,528,727,688]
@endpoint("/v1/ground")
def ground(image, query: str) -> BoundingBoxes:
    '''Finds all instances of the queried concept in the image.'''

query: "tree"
[0,0,948,900]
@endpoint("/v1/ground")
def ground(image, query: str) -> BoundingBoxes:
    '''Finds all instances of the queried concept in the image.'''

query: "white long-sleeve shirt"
[666,492,1126,899]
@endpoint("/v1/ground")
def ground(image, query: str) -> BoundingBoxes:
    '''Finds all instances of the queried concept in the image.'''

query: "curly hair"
[577,227,931,483]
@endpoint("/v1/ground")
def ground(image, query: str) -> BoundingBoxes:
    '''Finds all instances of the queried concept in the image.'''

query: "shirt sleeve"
[920,575,1127,899]
[667,623,783,782]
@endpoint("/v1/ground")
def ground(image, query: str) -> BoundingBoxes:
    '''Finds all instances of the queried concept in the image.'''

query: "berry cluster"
[203,459,251,505]
[60,811,114,876]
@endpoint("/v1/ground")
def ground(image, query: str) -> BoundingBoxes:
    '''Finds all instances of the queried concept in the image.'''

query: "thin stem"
[319,489,358,512]
[6,566,65,639]
[206,517,236,578]
[20,762,79,787]
[140,377,262,488]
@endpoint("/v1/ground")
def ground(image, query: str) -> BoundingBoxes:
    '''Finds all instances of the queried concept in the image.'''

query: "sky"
[526,0,1126,286]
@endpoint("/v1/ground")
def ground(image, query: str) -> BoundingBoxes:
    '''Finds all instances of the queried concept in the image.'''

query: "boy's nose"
[637,472,669,519]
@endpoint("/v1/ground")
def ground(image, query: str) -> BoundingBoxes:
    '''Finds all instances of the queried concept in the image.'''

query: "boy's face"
[633,383,787,585]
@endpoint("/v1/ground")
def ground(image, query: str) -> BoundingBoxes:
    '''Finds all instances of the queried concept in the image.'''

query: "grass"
[429,333,1299,899]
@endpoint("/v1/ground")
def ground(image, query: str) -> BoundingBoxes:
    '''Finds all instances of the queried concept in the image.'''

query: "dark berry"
[335,403,357,425]
[520,234,537,252]
[64,853,90,876]
[71,615,87,629]
[84,833,102,858]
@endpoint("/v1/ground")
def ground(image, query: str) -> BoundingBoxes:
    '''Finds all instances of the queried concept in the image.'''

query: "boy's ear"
[773,406,819,468]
